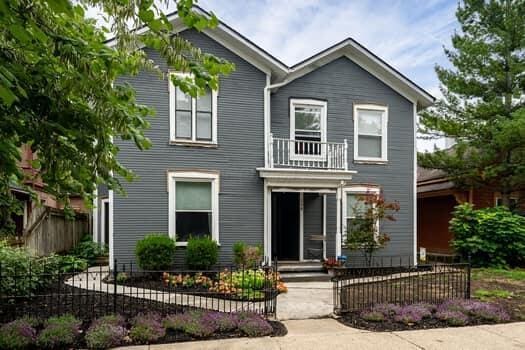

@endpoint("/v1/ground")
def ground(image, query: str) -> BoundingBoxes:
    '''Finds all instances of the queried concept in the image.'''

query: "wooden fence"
[23,206,89,256]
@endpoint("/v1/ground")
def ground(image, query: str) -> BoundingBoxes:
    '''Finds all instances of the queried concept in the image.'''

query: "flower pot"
[95,255,109,266]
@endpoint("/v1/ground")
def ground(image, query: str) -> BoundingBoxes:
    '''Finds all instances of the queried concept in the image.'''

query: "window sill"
[353,159,388,165]
[176,242,221,247]
[169,140,218,148]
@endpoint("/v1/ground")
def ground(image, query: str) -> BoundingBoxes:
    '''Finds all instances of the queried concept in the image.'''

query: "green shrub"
[233,241,263,267]
[450,204,525,267]
[0,319,37,350]
[185,236,218,270]
[46,254,88,273]
[129,313,165,344]
[135,234,176,271]
[0,241,48,296]
[36,315,81,349]
[71,235,108,265]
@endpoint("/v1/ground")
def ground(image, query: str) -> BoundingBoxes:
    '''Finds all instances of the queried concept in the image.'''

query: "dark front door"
[103,201,110,245]
[272,192,300,261]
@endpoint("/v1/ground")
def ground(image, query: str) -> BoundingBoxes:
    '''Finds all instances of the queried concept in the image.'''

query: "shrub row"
[0,311,274,349]
[360,299,510,326]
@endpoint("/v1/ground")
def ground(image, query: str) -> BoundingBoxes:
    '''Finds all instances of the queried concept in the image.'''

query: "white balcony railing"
[268,133,348,170]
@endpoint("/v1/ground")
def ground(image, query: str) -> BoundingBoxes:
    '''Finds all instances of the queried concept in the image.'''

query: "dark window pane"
[176,211,211,242]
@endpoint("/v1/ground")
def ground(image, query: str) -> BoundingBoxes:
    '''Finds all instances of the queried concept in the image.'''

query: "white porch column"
[336,186,342,257]
[263,181,272,264]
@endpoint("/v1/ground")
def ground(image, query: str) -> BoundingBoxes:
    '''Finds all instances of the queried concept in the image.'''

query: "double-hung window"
[354,104,388,162]
[168,171,219,246]
[169,72,217,144]
[290,99,327,159]
[342,186,380,243]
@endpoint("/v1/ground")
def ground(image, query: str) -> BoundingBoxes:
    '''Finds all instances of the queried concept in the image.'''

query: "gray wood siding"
[271,57,415,260]
[113,30,266,265]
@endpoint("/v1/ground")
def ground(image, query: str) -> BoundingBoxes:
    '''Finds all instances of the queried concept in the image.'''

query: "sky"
[90,0,460,151]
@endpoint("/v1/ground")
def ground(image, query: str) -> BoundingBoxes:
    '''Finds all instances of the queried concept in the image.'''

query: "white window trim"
[289,98,327,161]
[167,171,220,247]
[353,104,388,162]
[494,194,518,207]
[169,72,218,145]
[342,185,380,243]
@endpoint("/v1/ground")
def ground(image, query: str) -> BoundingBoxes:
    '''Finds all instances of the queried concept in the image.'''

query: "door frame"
[267,187,330,262]
[100,198,110,245]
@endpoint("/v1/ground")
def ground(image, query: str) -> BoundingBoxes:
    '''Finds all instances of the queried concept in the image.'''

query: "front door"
[272,192,300,260]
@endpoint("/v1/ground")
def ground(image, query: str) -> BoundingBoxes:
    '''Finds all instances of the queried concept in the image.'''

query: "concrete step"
[277,262,324,273]
[279,272,331,282]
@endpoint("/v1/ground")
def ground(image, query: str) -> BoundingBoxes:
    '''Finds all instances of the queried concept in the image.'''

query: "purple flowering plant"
[237,312,273,337]
[129,312,165,344]
[0,319,37,350]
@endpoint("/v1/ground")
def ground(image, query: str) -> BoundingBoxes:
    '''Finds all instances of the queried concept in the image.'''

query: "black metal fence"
[0,261,279,323]
[332,261,471,314]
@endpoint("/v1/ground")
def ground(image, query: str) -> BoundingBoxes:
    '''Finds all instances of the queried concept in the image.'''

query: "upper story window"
[168,171,219,246]
[169,72,218,145]
[290,99,327,159]
[353,104,388,162]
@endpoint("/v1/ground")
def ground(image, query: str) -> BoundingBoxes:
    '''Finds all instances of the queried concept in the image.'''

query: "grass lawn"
[471,268,525,321]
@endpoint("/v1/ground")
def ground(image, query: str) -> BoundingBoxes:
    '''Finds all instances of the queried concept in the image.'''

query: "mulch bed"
[337,312,512,332]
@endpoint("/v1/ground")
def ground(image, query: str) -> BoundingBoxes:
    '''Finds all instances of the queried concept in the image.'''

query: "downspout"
[263,78,290,168]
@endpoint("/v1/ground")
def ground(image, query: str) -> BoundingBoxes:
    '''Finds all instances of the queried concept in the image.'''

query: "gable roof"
[105,5,435,109]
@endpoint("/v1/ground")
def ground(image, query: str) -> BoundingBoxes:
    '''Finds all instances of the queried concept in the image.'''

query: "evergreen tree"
[419,0,525,206]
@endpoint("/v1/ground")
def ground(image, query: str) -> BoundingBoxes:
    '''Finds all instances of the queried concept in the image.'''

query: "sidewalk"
[117,318,525,350]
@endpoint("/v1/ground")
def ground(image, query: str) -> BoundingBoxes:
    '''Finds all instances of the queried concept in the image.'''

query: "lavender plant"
[360,310,385,322]
[371,303,402,317]
[85,315,128,349]
[129,312,165,344]
[0,319,37,350]
[36,315,81,349]
[435,310,469,326]
[393,305,431,324]
[181,311,218,338]
[237,312,273,337]
[163,313,189,332]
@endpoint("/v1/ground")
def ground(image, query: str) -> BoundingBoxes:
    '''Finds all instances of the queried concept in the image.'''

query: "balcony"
[268,133,348,171]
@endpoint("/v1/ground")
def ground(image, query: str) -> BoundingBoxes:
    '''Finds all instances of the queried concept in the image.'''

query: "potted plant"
[323,257,343,276]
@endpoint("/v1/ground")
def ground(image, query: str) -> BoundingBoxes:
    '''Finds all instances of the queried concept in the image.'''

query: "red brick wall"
[417,195,458,254]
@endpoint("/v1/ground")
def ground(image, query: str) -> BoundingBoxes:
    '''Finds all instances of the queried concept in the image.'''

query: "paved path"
[118,318,525,349]
[277,282,333,320]
[65,266,267,313]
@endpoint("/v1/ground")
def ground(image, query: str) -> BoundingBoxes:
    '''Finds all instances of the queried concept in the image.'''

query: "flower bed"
[115,268,288,301]
[338,299,514,331]
[0,311,286,349]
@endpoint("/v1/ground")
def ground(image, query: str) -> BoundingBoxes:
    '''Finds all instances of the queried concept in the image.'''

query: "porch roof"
[257,167,356,189]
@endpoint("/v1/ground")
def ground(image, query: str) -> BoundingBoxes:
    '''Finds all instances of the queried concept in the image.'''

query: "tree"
[0,0,234,234]
[419,0,525,207]
[345,192,399,266]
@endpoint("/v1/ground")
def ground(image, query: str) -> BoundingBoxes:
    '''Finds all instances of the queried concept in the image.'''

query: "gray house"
[92,7,434,268]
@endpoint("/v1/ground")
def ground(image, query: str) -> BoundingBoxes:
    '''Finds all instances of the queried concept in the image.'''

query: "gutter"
[263,79,290,168]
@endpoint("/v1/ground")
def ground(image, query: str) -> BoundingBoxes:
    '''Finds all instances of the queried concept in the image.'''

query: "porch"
[257,165,356,265]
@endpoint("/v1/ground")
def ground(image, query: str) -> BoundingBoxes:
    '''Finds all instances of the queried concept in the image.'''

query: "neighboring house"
[417,166,523,257]
[94,6,434,268]
[10,145,88,255]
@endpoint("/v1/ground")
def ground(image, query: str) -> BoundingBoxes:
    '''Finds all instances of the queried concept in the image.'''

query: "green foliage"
[472,268,525,281]
[345,193,399,266]
[474,289,513,301]
[185,236,218,270]
[233,241,263,267]
[71,235,107,266]
[135,233,176,271]
[0,319,37,350]
[54,255,89,273]
[36,315,81,349]
[0,0,234,234]
[450,203,525,267]
[418,1,525,205]
[0,240,51,296]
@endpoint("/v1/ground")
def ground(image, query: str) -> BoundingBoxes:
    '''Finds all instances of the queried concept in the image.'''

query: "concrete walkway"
[118,318,525,350]
[277,282,333,320]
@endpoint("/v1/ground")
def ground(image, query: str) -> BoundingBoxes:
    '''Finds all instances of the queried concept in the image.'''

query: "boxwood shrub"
[135,234,176,271]
[185,236,218,270]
